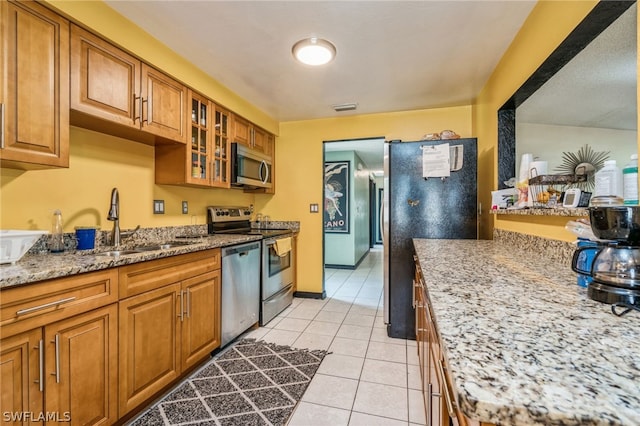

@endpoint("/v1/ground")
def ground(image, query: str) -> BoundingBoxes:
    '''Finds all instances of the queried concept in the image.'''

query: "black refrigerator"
[383,138,478,339]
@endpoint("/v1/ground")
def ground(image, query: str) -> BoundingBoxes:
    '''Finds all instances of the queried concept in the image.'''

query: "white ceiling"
[103,1,635,171]
[518,3,637,131]
[104,0,536,123]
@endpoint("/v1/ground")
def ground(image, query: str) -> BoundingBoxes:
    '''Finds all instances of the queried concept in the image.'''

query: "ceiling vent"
[332,102,358,112]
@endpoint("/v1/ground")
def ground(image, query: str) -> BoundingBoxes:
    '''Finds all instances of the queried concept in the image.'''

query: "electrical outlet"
[310,203,319,213]
[182,201,188,214]
[153,200,165,214]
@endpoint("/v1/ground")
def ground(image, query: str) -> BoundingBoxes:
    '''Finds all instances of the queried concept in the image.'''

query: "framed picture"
[324,161,350,233]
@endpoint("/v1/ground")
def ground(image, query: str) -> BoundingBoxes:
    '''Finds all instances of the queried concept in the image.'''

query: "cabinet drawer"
[0,269,118,337]
[119,249,220,298]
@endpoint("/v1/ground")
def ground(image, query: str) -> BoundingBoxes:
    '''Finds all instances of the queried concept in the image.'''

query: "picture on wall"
[324,160,350,233]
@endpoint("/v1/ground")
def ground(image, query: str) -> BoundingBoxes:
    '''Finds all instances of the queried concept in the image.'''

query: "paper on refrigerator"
[422,143,450,178]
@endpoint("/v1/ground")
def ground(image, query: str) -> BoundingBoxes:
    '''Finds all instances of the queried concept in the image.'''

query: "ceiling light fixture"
[292,37,336,66]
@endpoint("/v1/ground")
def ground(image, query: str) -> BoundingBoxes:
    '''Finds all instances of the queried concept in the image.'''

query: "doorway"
[322,137,385,270]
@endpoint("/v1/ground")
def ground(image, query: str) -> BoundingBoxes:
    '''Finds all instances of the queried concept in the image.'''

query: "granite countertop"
[0,234,262,290]
[412,239,639,426]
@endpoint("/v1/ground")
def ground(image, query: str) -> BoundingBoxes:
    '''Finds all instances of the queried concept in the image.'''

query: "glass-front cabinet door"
[188,94,210,185]
[212,104,231,188]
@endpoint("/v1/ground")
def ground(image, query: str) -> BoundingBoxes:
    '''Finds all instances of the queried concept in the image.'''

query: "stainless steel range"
[207,206,295,326]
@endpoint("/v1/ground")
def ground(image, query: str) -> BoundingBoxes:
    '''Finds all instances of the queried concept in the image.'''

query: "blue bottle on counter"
[575,238,598,288]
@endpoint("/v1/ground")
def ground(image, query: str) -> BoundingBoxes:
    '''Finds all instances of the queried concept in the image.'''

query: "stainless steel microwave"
[231,143,272,189]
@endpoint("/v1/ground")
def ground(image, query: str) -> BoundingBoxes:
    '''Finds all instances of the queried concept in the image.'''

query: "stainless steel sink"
[95,250,142,257]
[133,241,197,251]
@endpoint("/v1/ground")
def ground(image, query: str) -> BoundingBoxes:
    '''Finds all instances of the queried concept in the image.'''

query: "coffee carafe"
[571,205,640,308]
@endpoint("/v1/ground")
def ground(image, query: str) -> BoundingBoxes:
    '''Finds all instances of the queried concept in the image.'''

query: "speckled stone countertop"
[412,239,639,426]
[0,234,263,289]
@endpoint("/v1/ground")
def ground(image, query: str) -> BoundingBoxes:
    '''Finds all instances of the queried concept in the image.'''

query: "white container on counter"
[594,160,623,198]
[623,154,638,205]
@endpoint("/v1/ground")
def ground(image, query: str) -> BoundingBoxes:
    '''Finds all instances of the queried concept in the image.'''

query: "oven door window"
[268,246,291,277]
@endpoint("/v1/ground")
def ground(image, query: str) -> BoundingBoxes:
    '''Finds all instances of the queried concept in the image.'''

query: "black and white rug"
[128,339,328,426]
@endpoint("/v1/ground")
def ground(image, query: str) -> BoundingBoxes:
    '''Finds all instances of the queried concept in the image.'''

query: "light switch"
[154,200,165,214]
[310,203,319,213]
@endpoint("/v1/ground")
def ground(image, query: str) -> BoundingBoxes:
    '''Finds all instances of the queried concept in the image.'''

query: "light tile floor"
[245,246,426,426]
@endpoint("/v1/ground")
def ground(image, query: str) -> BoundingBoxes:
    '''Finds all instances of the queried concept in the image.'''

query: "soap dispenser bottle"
[50,209,64,253]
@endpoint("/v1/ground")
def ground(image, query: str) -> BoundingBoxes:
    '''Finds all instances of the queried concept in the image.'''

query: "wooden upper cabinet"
[70,24,187,145]
[0,0,69,169]
[155,94,232,188]
[252,126,268,154]
[70,24,140,128]
[140,63,188,143]
[232,115,251,147]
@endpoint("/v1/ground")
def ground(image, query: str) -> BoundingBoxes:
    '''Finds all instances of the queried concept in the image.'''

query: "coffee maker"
[571,205,640,309]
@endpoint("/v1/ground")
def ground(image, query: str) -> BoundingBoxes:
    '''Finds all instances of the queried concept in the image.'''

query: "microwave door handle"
[260,160,269,184]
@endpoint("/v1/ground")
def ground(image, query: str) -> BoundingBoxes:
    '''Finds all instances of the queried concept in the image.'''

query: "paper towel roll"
[528,161,548,178]
[517,154,533,208]
[518,153,534,182]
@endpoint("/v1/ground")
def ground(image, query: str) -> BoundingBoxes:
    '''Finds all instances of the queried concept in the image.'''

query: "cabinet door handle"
[427,383,432,426]
[437,357,456,418]
[51,334,60,383]
[133,94,141,124]
[178,291,184,321]
[186,289,191,319]
[35,339,44,392]
[412,280,417,308]
[0,102,5,149]
[16,296,76,316]
[141,98,148,124]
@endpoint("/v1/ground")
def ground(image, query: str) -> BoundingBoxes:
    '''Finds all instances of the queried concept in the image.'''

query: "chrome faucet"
[107,188,121,246]
[107,188,140,247]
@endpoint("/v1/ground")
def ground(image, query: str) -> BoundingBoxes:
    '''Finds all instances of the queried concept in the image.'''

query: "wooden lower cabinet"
[181,271,221,370]
[118,252,221,416]
[118,284,181,415]
[0,328,43,425]
[414,257,495,426]
[0,304,117,426]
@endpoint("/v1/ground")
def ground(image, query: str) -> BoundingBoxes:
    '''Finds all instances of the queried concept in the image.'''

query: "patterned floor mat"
[128,339,328,426]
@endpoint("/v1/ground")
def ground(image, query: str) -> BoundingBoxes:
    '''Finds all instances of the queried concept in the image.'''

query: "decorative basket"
[0,230,48,264]
[528,174,588,208]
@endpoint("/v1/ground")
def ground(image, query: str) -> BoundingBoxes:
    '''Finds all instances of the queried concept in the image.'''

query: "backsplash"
[493,229,576,266]
[28,221,300,254]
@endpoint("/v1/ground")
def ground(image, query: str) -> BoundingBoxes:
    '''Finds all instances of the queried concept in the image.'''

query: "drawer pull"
[16,296,76,316]
[437,357,456,417]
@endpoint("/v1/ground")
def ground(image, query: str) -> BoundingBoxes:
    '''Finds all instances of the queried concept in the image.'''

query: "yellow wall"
[473,0,600,242]
[255,106,473,293]
[1,127,254,231]
[5,0,635,295]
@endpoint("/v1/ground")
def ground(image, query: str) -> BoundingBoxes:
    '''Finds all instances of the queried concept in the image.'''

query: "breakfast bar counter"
[412,239,639,426]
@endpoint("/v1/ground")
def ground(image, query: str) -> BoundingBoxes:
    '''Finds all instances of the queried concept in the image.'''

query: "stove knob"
[216,211,221,216]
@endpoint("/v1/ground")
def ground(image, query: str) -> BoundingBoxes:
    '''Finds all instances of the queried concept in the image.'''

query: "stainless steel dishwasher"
[221,241,261,347]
